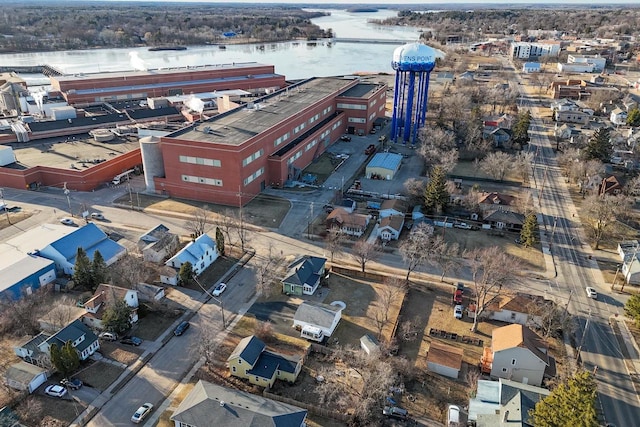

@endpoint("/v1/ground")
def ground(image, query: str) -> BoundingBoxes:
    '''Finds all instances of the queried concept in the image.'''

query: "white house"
[82,284,139,329]
[5,361,48,394]
[618,240,640,284]
[611,107,628,126]
[293,301,343,339]
[487,294,547,327]
[165,233,218,276]
[379,199,408,219]
[377,215,404,241]
[15,319,100,363]
[468,379,550,425]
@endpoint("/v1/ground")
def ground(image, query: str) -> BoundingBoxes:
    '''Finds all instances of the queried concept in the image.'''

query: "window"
[337,103,366,110]
[287,151,302,165]
[179,155,220,167]
[232,366,236,372]
[242,149,264,166]
[511,359,517,365]
[244,167,265,185]
[348,117,366,124]
[181,175,223,186]
[502,367,508,372]
[255,376,260,382]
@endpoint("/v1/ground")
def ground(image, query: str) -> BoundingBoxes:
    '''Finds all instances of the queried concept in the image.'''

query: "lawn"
[0,209,33,231]
[301,152,343,185]
[180,253,240,293]
[18,395,86,427]
[97,341,143,366]
[75,361,125,391]
[450,160,524,184]
[113,193,290,228]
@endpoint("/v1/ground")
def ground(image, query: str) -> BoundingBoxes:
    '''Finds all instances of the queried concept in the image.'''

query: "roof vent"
[220,400,225,407]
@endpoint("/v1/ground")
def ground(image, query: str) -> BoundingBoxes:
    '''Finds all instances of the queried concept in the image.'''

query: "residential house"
[427,340,464,379]
[227,336,303,388]
[377,215,404,241]
[600,175,623,196]
[5,361,48,394]
[326,207,369,237]
[618,240,640,284]
[160,265,179,286]
[171,380,307,427]
[550,98,579,113]
[293,301,343,339]
[379,199,408,219]
[487,294,549,327]
[611,107,628,126]
[483,114,513,130]
[483,126,512,147]
[15,319,100,364]
[555,123,582,140]
[134,282,165,302]
[483,210,525,232]
[82,284,139,330]
[337,198,357,213]
[478,192,517,215]
[165,233,218,276]
[484,324,550,386]
[468,378,550,425]
[138,224,180,264]
[555,109,590,125]
[281,255,326,296]
[622,93,639,112]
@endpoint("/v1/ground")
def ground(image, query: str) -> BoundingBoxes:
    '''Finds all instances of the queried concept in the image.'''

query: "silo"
[391,43,437,145]
[139,136,165,193]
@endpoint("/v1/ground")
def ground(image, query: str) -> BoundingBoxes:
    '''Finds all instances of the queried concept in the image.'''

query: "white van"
[300,325,324,342]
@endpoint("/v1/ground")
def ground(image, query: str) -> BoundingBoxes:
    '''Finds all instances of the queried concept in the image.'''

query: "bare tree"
[44,296,78,331]
[583,194,630,249]
[417,125,459,173]
[466,368,481,397]
[216,209,236,248]
[430,238,462,282]
[0,287,48,337]
[324,228,345,264]
[372,278,406,339]
[254,243,285,297]
[184,206,210,238]
[254,320,275,343]
[399,223,433,281]
[403,177,427,206]
[467,247,519,332]
[15,397,43,427]
[231,210,250,251]
[513,151,534,184]
[351,240,380,273]
[109,253,154,287]
[480,152,513,181]
[198,328,219,367]
[527,299,571,338]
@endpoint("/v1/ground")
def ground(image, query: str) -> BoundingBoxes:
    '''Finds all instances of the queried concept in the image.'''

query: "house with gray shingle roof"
[293,301,343,339]
[281,255,326,296]
[165,233,218,276]
[171,379,307,427]
[483,210,525,232]
[227,336,302,388]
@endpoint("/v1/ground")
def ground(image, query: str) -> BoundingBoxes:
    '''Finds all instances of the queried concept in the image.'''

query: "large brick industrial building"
[144,76,386,206]
[50,63,285,104]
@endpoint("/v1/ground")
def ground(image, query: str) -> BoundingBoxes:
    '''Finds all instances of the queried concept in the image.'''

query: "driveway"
[247,300,298,335]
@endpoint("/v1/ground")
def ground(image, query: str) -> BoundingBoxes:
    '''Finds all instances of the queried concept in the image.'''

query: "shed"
[135,282,165,301]
[160,266,178,286]
[5,361,48,393]
[360,334,380,355]
[293,301,343,338]
[366,153,402,180]
[426,340,463,379]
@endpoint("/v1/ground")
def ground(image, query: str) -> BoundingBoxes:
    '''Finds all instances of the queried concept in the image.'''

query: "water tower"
[390,42,437,145]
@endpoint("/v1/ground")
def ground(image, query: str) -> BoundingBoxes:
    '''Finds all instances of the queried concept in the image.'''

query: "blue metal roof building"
[0,251,56,300]
[365,152,403,180]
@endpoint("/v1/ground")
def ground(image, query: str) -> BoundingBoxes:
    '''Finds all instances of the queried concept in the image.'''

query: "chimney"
[220,400,225,407]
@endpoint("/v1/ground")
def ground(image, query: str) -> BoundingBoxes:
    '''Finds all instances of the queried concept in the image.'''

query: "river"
[0,9,424,85]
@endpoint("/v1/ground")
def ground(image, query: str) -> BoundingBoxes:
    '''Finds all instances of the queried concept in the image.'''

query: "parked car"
[60,378,83,390]
[323,204,334,213]
[98,332,117,341]
[454,222,472,230]
[383,406,408,420]
[120,336,143,346]
[45,384,67,398]
[365,144,376,155]
[454,305,464,320]
[212,283,227,297]
[586,287,597,299]
[131,403,154,424]
[453,290,463,305]
[90,212,105,221]
[447,404,461,426]
[369,128,377,134]
[340,135,352,142]
[59,217,75,226]
[174,321,190,336]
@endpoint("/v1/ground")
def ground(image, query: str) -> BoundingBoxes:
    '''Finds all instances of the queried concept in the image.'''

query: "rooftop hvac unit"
[203,126,211,134]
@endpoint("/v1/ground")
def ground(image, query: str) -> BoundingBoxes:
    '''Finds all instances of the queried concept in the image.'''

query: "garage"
[5,361,48,394]
[365,152,402,180]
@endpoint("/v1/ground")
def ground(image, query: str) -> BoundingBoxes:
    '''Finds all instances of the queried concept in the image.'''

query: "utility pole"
[576,311,590,361]
[127,180,133,210]
[538,166,549,207]
[63,182,72,216]
[0,188,11,225]
[308,202,314,240]
[192,275,226,328]
[237,185,244,251]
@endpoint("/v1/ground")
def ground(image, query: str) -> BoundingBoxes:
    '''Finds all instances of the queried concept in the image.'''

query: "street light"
[192,275,226,328]
[63,182,72,216]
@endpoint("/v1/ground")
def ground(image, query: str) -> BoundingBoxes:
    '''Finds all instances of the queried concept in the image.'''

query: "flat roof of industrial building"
[339,83,379,98]
[0,248,54,292]
[51,62,272,83]
[170,77,355,146]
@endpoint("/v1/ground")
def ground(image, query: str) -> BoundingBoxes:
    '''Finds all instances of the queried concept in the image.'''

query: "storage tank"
[90,129,115,142]
[139,136,165,192]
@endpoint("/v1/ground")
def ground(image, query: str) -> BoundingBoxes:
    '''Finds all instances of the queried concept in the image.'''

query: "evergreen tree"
[624,294,640,327]
[423,166,449,214]
[583,127,612,162]
[101,300,132,334]
[215,226,225,256]
[49,341,79,377]
[530,370,598,427]
[512,111,531,147]
[627,107,640,127]
[73,247,94,289]
[50,343,63,373]
[178,261,194,286]
[92,250,108,288]
[520,213,538,247]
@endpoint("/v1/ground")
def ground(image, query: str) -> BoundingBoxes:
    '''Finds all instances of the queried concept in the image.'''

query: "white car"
[212,282,227,297]
[447,404,461,426]
[99,331,117,341]
[586,287,597,299]
[454,305,464,319]
[59,217,75,226]
[131,403,153,423]
[44,384,67,398]
[90,212,105,221]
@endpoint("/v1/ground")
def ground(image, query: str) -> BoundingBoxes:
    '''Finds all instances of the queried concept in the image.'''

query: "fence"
[263,390,349,422]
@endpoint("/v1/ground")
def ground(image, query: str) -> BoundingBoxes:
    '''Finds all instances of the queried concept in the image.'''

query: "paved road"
[517,74,640,426]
